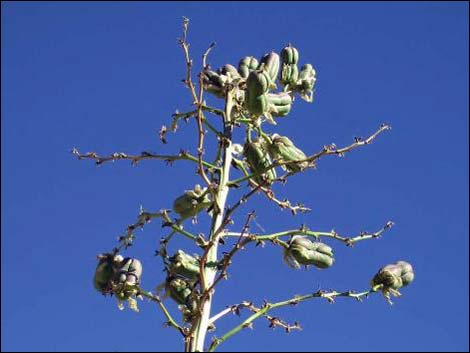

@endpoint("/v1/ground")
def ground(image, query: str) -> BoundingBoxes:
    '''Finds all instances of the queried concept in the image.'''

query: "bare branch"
[71,148,219,171]
[224,221,395,247]
[208,286,383,352]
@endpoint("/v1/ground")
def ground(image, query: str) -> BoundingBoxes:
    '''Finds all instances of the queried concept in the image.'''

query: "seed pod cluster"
[93,253,143,298]
[243,140,277,185]
[173,184,212,221]
[284,236,335,269]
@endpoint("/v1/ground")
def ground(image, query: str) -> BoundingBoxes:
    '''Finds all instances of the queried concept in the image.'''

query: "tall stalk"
[83,17,415,353]
[192,92,234,352]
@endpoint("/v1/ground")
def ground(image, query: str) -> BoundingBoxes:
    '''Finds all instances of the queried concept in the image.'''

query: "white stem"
[193,92,234,352]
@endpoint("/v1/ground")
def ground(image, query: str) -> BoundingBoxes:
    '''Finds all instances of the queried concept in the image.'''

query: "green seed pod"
[243,140,277,185]
[115,257,143,286]
[371,261,415,301]
[165,277,193,306]
[245,94,269,116]
[93,254,116,294]
[219,64,241,80]
[280,44,299,65]
[238,56,259,78]
[280,63,299,87]
[201,69,225,97]
[246,70,271,97]
[284,236,334,269]
[296,64,316,102]
[396,261,415,286]
[173,184,212,220]
[169,250,200,280]
[259,52,280,84]
[266,92,293,117]
[268,134,308,172]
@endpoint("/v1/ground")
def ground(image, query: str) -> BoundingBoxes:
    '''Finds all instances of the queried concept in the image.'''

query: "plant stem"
[193,90,235,351]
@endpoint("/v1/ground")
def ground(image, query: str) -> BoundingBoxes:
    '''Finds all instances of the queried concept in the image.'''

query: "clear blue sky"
[2,2,468,352]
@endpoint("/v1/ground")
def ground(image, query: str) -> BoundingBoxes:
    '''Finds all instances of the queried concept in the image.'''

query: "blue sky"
[1,2,468,352]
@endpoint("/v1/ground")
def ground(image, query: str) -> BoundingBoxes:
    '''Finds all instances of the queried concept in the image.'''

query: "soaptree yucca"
[73,18,414,352]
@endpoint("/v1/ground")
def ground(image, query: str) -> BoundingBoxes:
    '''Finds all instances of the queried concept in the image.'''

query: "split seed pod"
[243,140,277,185]
[268,134,308,172]
[169,250,200,280]
[93,253,117,294]
[201,69,225,98]
[296,64,316,102]
[280,45,299,87]
[371,261,415,301]
[284,236,334,269]
[173,184,212,221]
[115,257,143,286]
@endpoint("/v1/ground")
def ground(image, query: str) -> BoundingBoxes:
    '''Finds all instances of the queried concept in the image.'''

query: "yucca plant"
[73,18,414,352]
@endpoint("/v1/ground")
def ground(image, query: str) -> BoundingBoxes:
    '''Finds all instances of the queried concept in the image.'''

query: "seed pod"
[93,254,116,294]
[246,70,271,97]
[165,277,193,305]
[371,261,415,302]
[284,236,334,269]
[243,140,277,185]
[169,250,200,280]
[280,44,299,65]
[280,63,299,87]
[173,184,212,220]
[238,56,259,78]
[260,52,280,84]
[268,134,308,172]
[266,93,293,117]
[219,64,241,80]
[201,69,225,97]
[296,64,316,102]
[245,94,269,116]
[115,257,143,286]
[396,261,414,286]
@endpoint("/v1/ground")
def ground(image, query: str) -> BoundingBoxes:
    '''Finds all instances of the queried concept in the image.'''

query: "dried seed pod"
[259,52,280,84]
[169,250,200,280]
[243,140,277,185]
[284,236,334,269]
[238,56,259,78]
[266,93,293,117]
[93,253,116,294]
[268,134,308,172]
[296,64,316,102]
[173,184,212,220]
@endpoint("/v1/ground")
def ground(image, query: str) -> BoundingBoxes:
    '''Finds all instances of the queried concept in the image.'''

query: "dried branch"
[208,286,383,352]
[71,148,219,171]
